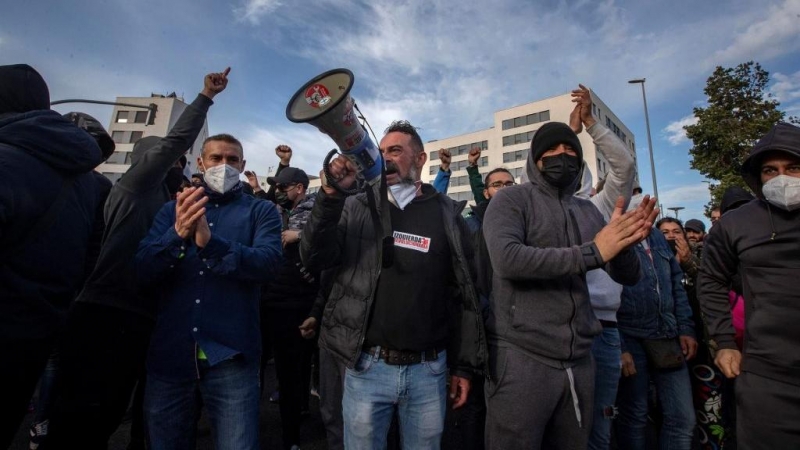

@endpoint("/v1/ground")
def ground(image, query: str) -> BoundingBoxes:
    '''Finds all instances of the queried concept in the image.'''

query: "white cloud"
[236,0,800,143]
[711,0,800,65]
[770,70,800,115]
[655,183,711,223]
[233,0,282,25]
[657,183,710,209]
[663,115,698,146]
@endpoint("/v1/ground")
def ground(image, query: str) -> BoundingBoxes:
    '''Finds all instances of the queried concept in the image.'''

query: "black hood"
[741,122,800,198]
[0,110,103,173]
[720,186,755,214]
[0,64,50,117]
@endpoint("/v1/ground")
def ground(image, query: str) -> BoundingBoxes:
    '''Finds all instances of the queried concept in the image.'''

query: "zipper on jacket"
[559,197,578,361]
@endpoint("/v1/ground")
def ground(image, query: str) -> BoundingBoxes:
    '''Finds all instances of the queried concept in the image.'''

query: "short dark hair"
[384,120,424,154]
[484,167,513,185]
[656,217,684,232]
[202,133,243,155]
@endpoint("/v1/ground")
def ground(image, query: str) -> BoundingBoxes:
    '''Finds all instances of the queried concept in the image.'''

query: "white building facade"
[98,94,209,183]
[422,91,638,204]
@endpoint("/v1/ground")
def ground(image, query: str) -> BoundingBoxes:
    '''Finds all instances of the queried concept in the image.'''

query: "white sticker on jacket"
[393,231,431,253]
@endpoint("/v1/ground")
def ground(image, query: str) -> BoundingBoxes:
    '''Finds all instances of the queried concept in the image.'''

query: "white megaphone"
[286,69,382,194]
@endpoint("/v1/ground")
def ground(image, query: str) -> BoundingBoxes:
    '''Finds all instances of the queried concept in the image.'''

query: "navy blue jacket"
[0,110,105,340]
[618,229,695,350]
[136,186,282,381]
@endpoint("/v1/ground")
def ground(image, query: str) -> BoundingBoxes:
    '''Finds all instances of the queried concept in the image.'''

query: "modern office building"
[97,93,209,183]
[422,90,638,204]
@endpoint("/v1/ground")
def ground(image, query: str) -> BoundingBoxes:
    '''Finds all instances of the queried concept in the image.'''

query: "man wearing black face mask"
[483,120,658,449]
[46,68,230,448]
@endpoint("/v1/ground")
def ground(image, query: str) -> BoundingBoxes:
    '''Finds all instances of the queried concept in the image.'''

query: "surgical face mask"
[540,153,581,189]
[762,175,800,211]
[203,164,240,194]
[388,181,421,210]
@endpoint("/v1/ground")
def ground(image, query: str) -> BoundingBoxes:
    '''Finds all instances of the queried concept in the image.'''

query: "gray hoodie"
[483,128,641,366]
[575,123,636,323]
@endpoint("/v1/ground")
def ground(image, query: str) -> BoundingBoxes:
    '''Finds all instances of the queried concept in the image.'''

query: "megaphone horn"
[286,69,382,194]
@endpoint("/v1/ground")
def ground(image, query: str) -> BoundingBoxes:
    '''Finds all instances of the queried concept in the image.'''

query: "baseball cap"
[267,167,309,189]
[684,219,706,233]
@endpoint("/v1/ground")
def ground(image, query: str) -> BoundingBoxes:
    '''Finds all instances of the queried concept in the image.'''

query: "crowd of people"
[1,63,798,450]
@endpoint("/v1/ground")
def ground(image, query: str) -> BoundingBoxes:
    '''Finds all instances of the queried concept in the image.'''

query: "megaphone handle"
[322,149,361,196]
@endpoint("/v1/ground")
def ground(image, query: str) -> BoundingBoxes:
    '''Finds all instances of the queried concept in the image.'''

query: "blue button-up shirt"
[136,189,282,381]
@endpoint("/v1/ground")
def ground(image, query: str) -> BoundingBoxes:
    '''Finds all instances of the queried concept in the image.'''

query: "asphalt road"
[9,363,329,450]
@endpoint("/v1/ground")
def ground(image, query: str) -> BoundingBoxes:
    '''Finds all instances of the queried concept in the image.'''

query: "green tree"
[685,61,787,212]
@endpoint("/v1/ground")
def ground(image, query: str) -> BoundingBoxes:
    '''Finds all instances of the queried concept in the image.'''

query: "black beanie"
[0,64,50,115]
[530,122,583,162]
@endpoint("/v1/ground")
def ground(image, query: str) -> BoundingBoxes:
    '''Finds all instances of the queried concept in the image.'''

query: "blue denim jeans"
[145,357,260,450]
[343,348,448,450]
[587,327,621,450]
[616,335,695,450]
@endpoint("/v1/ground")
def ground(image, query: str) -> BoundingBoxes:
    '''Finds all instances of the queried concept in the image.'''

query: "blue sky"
[3,0,799,225]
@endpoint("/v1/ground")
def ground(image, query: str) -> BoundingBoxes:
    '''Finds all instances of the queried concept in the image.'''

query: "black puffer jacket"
[698,122,800,387]
[300,185,487,375]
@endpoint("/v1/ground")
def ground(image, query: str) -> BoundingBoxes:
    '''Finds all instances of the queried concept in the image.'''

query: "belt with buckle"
[365,345,443,366]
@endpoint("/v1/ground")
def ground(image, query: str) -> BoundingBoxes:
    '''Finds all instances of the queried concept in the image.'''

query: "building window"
[502,110,550,131]
[134,111,148,123]
[503,149,529,163]
[430,150,439,160]
[106,152,126,164]
[116,111,129,123]
[129,131,143,143]
[112,131,125,143]
[125,152,134,164]
[430,165,439,175]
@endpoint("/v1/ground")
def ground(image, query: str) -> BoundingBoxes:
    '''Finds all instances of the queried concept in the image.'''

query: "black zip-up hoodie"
[698,122,800,386]
[75,94,213,319]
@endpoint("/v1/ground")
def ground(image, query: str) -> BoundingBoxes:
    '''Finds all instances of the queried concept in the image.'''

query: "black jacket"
[698,122,800,386]
[75,94,212,319]
[0,110,105,339]
[300,185,487,375]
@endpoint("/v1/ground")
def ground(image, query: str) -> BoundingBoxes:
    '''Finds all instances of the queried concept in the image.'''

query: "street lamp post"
[629,78,660,215]
[667,206,685,220]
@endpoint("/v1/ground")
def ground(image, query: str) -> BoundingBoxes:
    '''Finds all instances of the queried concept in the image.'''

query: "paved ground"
[9,363,329,450]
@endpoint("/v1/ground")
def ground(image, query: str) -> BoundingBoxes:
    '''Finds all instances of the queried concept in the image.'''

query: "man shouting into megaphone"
[299,120,487,449]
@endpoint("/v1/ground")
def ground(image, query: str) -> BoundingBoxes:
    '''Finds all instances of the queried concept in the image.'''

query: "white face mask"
[388,182,421,210]
[762,175,800,211]
[203,164,240,194]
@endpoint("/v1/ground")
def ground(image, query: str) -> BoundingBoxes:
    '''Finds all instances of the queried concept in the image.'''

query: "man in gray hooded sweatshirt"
[483,120,655,449]
[45,68,230,448]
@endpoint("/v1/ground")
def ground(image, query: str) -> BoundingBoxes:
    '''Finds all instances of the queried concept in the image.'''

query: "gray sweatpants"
[484,346,594,450]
